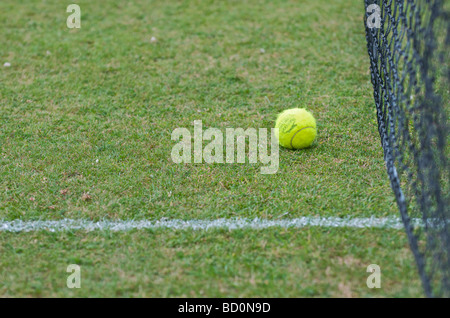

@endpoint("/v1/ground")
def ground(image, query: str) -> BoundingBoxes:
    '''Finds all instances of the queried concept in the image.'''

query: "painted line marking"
[0,217,421,233]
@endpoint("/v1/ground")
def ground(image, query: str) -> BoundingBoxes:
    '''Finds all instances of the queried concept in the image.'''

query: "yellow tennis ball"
[275,108,317,149]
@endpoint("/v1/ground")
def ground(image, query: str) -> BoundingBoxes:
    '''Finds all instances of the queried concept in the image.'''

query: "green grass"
[0,228,422,297]
[0,0,422,297]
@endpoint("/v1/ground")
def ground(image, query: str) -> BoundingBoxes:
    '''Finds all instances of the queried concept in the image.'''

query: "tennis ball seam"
[289,126,315,149]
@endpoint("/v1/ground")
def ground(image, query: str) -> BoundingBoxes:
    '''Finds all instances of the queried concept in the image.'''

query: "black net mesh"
[364,0,449,297]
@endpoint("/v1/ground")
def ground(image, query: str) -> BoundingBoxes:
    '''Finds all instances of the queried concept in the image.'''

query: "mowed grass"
[0,228,422,297]
[0,0,422,297]
[0,0,395,220]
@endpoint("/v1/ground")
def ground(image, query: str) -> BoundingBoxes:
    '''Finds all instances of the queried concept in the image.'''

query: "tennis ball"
[275,108,317,149]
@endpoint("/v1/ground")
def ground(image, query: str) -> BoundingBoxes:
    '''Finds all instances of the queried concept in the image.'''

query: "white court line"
[0,217,420,233]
